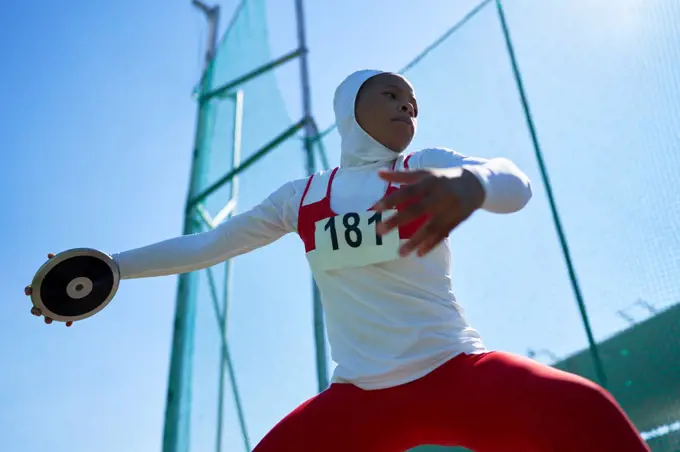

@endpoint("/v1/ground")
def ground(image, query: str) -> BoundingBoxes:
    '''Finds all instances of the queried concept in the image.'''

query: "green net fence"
[403,1,680,450]
[182,0,315,450]
[169,0,680,451]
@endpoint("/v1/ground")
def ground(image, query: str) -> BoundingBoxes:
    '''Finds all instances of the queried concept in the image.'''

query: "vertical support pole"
[163,4,220,452]
[310,120,330,171]
[495,0,607,387]
[216,89,245,452]
[225,89,243,330]
[294,0,330,392]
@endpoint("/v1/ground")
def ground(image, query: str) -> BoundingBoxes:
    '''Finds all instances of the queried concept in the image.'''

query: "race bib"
[306,210,400,271]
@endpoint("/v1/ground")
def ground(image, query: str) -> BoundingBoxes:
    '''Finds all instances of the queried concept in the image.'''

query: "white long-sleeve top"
[113,146,532,390]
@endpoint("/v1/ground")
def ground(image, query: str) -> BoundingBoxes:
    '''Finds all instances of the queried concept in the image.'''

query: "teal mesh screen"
[179,0,315,450]
[503,0,680,448]
[323,1,680,451]
[172,0,680,451]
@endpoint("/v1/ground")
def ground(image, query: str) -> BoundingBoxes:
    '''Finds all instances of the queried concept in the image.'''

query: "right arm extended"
[113,180,301,279]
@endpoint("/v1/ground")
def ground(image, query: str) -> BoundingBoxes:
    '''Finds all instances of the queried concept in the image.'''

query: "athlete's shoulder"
[301,167,338,187]
[407,147,467,169]
[295,168,339,206]
[286,168,334,191]
[414,146,466,159]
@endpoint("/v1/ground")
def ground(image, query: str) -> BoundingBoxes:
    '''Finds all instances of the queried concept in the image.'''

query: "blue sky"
[1,0,679,451]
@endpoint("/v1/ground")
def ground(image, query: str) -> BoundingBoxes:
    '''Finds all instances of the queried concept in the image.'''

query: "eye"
[382,91,397,100]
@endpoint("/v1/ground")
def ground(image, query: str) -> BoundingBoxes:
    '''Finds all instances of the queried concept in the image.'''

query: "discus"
[30,248,120,323]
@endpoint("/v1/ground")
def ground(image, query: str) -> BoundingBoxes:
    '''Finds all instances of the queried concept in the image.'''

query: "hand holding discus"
[25,249,120,326]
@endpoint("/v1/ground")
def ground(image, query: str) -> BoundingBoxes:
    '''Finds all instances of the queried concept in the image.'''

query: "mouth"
[391,117,413,126]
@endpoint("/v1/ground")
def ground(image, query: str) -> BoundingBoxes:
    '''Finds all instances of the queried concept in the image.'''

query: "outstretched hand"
[25,253,74,327]
[375,167,485,257]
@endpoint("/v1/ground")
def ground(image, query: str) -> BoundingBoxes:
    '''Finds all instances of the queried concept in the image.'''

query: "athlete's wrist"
[459,168,486,211]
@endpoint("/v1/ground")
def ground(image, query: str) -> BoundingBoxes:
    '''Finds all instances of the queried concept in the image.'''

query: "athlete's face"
[354,73,418,153]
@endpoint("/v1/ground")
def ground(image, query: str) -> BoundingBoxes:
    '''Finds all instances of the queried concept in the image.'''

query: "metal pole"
[216,89,246,452]
[495,0,608,387]
[189,120,307,209]
[294,0,330,392]
[192,1,220,67]
[201,49,305,103]
[163,3,220,452]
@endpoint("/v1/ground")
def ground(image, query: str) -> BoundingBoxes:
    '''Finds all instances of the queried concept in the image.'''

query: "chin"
[391,138,413,153]
[379,129,413,153]
[384,137,411,154]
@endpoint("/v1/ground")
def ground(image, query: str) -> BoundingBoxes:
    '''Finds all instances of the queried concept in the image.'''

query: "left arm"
[376,147,532,256]
[413,147,532,214]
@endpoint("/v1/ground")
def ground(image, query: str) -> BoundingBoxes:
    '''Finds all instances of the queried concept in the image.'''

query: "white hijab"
[333,69,414,168]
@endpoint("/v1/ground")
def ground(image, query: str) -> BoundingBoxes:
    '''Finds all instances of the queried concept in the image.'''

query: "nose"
[399,102,415,118]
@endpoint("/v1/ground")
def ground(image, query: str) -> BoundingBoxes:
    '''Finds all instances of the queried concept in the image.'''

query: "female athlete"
[25,69,649,451]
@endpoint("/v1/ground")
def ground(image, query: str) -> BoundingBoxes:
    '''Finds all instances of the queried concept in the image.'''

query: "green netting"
[499,1,680,449]
[398,1,679,450]
[327,1,679,451]
[169,0,680,451]
[176,0,316,451]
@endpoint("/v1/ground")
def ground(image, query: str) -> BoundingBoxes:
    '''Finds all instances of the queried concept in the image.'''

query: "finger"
[378,169,430,185]
[376,179,432,212]
[399,220,444,257]
[378,189,455,235]
[30,307,42,317]
[415,212,470,256]
[44,317,53,325]
[377,200,431,235]
[47,253,55,259]
[65,321,73,328]
[25,286,32,296]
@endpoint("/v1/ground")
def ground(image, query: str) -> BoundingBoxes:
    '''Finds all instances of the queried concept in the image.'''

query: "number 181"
[324,212,383,250]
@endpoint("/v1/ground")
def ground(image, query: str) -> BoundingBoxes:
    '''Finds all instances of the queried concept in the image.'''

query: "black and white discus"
[30,248,120,323]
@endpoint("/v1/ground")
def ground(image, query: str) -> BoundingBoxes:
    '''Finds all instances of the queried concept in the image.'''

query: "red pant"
[254,351,649,452]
